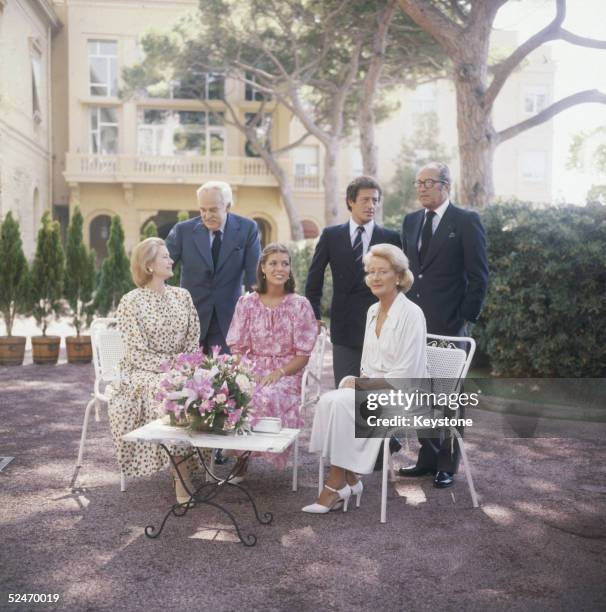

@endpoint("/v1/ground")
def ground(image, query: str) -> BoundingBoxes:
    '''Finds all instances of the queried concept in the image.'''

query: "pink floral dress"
[226,292,318,468]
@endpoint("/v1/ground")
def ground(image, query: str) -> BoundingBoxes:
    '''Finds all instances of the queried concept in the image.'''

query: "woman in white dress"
[303,244,428,514]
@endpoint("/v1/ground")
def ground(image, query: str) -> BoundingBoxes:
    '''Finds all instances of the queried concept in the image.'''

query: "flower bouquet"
[155,346,257,435]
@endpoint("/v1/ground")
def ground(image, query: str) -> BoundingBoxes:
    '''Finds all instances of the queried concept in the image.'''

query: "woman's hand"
[260,368,286,387]
[338,376,356,389]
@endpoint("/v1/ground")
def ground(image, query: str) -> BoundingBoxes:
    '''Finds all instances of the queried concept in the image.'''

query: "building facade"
[0,0,60,257]
[2,3,555,259]
[52,0,326,261]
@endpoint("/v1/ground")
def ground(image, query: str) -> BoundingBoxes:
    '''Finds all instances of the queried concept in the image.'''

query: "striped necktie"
[353,225,365,266]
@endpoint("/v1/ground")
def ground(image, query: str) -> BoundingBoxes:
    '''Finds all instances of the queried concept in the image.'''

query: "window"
[31,55,42,123]
[147,72,225,100]
[90,107,119,154]
[524,86,548,115]
[137,109,225,156]
[293,146,319,188]
[88,40,118,97]
[244,112,272,157]
[294,146,319,177]
[520,151,547,182]
[245,72,270,101]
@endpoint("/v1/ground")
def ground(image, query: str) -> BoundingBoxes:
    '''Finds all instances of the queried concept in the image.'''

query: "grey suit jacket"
[165,213,261,340]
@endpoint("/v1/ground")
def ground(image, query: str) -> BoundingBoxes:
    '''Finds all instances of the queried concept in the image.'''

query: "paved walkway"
[1,353,605,611]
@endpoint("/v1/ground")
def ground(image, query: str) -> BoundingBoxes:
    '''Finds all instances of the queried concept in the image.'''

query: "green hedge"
[289,239,332,319]
[474,202,606,377]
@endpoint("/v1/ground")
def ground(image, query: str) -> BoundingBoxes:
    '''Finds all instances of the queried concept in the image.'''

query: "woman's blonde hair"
[131,237,166,287]
[363,243,414,293]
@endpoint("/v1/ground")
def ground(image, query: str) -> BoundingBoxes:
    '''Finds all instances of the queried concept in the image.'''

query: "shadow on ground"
[1,355,605,612]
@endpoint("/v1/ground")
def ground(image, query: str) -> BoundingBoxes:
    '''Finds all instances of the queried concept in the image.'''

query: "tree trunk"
[452,33,495,209]
[455,78,496,208]
[261,152,304,240]
[323,142,340,226]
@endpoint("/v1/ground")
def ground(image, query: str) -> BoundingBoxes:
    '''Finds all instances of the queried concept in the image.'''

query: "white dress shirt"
[360,292,429,379]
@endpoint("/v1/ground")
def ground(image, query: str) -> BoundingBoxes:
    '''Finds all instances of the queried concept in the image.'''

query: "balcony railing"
[64,153,279,186]
[64,153,322,191]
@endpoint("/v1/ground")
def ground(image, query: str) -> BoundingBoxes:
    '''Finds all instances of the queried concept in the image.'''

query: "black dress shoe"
[434,471,454,488]
[398,465,434,477]
[373,437,403,471]
[214,449,229,465]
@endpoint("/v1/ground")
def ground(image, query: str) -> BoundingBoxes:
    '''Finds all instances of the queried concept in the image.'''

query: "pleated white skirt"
[308,388,383,475]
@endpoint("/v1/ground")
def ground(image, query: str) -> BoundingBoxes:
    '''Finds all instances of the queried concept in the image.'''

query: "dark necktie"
[418,211,436,265]
[211,229,222,268]
[352,225,365,266]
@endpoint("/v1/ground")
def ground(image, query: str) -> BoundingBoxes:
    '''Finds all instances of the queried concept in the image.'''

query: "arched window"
[89,214,112,265]
[253,217,271,247]
[302,219,320,239]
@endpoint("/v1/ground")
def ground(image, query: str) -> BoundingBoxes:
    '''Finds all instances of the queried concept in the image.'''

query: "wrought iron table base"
[144,445,273,546]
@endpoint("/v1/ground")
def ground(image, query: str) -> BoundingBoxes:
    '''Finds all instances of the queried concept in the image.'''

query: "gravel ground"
[1,349,605,612]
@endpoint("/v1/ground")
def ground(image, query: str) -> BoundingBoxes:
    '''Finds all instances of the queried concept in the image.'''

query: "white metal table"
[123,419,299,545]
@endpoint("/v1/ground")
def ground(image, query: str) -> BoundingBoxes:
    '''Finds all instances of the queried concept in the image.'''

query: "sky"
[494,0,606,204]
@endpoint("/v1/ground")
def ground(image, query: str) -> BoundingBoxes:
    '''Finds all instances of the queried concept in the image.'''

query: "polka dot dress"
[108,286,200,477]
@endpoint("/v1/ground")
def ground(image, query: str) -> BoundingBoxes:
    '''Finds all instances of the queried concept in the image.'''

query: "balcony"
[64,153,279,187]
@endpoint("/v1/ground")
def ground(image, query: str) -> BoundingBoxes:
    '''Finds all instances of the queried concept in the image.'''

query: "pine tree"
[31,211,65,335]
[64,207,96,336]
[94,216,133,315]
[167,210,189,287]
[0,212,31,336]
[141,219,158,240]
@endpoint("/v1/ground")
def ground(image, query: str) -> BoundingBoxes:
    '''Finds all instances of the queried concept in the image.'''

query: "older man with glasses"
[399,161,489,489]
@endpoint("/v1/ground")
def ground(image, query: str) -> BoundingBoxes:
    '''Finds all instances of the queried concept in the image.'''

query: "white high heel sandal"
[349,479,363,508]
[302,484,352,514]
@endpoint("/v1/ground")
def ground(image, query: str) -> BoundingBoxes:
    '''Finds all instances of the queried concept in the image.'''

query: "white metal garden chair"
[380,333,479,522]
[74,317,127,491]
[291,326,328,491]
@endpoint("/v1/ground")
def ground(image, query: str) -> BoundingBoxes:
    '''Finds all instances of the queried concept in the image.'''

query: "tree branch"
[496,89,606,144]
[559,28,606,49]
[397,0,463,54]
[484,0,565,109]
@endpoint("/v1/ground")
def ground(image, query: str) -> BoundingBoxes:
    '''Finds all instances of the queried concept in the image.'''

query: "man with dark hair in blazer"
[399,161,488,488]
[166,180,261,354]
[305,175,401,388]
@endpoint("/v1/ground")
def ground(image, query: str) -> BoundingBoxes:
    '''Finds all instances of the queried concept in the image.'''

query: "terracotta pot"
[0,336,27,366]
[66,335,92,364]
[31,336,61,365]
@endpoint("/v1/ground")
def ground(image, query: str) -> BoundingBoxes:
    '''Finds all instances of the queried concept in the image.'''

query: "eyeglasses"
[413,179,446,189]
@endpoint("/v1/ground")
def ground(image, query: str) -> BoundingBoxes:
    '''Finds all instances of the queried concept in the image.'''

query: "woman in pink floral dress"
[226,243,318,469]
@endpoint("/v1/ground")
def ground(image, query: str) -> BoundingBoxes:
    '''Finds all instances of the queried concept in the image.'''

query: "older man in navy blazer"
[399,162,488,488]
[166,181,261,354]
[305,176,401,388]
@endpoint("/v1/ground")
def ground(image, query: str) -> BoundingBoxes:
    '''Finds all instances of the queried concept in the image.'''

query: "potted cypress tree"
[64,207,96,363]
[0,212,31,365]
[141,219,158,239]
[31,211,65,364]
[94,215,133,315]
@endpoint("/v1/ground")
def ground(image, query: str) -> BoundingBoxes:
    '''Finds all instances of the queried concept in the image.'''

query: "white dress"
[309,292,429,474]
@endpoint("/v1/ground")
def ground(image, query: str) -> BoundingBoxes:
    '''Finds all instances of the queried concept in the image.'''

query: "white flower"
[235,373,253,393]
[215,393,227,403]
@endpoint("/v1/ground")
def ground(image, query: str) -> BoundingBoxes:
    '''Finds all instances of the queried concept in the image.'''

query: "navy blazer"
[166,213,260,339]
[401,203,488,336]
[305,222,401,348]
